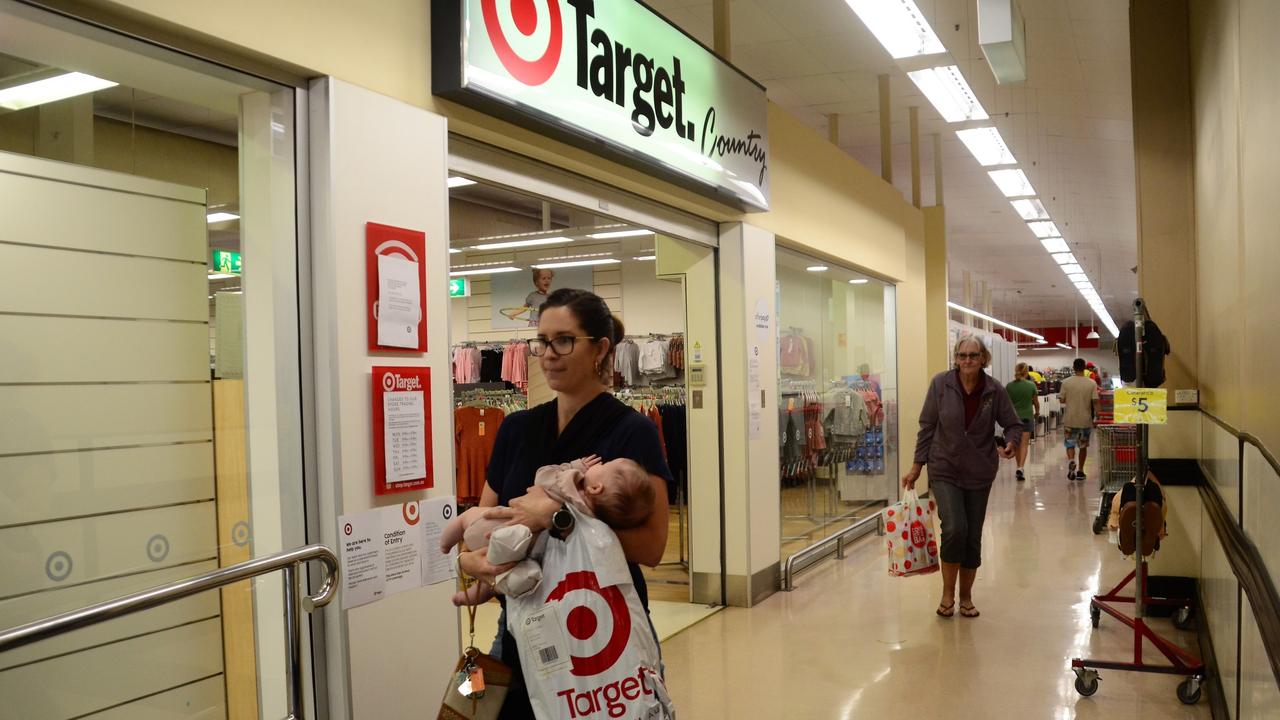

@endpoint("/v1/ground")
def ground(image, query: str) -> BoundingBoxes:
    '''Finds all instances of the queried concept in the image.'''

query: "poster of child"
[490,265,594,329]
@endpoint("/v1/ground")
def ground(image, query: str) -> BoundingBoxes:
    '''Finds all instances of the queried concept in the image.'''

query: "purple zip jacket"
[912,369,1023,489]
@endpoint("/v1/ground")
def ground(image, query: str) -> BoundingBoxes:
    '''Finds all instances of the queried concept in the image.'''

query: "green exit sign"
[211,250,242,275]
[449,277,470,298]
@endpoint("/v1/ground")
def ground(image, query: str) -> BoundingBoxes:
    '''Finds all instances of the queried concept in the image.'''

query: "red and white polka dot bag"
[883,489,939,577]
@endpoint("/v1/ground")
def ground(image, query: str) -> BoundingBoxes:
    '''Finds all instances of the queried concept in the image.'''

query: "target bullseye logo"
[546,570,631,676]
[481,0,563,86]
[402,502,421,526]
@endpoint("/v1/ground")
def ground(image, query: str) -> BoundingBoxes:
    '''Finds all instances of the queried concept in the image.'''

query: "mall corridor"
[663,431,1209,719]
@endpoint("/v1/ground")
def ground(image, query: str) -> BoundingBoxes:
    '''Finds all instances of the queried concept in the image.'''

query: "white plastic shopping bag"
[883,489,939,577]
[506,506,675,720]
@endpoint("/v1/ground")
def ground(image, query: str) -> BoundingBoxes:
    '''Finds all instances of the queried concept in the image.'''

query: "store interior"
[774,248,899,561]
[446,178,720,638]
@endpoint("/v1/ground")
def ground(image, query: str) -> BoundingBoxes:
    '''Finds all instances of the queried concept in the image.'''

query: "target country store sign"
[433,0,770,210]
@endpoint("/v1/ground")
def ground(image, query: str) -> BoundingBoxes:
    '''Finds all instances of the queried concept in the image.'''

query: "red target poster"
[371,366,433,495]
[367,222,428,353]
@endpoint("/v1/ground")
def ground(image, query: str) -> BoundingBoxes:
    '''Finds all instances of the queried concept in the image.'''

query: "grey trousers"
[931,480,993,569]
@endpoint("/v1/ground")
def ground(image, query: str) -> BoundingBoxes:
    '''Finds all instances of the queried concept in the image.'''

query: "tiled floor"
[663,429,1211,718]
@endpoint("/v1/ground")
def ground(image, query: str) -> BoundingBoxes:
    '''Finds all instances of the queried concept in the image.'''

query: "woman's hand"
[901,463,922,490]
[457,547,515,587]
[484,485,560,533]
[997,442,1016,460]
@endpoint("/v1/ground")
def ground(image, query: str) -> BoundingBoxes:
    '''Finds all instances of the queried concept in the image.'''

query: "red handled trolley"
[1070,298,1205,705]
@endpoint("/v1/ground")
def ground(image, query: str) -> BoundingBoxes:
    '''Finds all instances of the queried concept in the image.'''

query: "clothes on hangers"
[452,346,482,384]
[614,339,641,386]
[454,405,505,505]
[779,332,813,377]
[479,349,503,383]
[501,341,529,391]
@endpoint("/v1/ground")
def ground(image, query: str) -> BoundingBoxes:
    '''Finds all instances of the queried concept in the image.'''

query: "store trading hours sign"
[434,0,770,210]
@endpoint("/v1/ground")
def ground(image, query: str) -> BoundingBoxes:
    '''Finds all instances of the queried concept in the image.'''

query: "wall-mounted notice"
[419,497,458,586]
[366,222,428,353]
[338,510,386,608]
[372,366,433,495]
[337,496,458,610]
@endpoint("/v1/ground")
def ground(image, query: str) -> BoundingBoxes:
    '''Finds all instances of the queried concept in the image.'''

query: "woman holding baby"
[456,288,672,719]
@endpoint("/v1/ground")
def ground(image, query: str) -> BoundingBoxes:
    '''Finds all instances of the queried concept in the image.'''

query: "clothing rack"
[615,386,689,570]
[1071,298,1205,703]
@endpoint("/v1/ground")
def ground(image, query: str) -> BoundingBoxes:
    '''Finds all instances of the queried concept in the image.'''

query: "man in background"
[1059,358,1101,481]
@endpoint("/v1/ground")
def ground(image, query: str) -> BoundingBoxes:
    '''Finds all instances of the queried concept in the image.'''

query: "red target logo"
[546,571,631,677]
[402,502,421,526]
[481,0,563,85]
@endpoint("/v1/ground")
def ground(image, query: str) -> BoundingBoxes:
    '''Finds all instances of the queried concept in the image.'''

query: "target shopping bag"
[883,490,939,577]
[506,506,675,720]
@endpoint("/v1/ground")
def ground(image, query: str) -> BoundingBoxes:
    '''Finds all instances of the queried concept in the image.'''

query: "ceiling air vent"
[978,0,1027,85]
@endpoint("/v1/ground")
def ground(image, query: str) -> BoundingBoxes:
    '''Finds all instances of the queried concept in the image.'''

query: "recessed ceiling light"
[1040,237,1070,254]
[843,0,947,58]
[449,266,522,276]
[1028,221,1061,238]
[849,278,870,284]
[447,177,476,188]
[1011,198,1050,220]
[988,169,1035,198]
[907,66,989,122]
[1060,263,1084,275]
[589,229,653,239]
[532,258,621,269]
[0,71,117,111]
[632,255,657,261]
[1066,272,1088,282]
[806,265,829,272]
[1051,253,1078,266]
[955,127,1016,166]
[207,212,240,223]
[947,301,1044,340]
[471,236,572,251]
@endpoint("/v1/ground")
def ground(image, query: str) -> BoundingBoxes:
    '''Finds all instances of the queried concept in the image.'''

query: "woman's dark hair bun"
[541,287,623,348]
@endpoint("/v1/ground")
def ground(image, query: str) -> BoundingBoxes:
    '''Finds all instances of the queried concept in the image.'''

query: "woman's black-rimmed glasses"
[529,336,598,356]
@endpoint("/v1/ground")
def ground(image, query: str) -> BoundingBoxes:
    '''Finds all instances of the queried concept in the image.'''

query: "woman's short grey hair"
[952,334,991,368]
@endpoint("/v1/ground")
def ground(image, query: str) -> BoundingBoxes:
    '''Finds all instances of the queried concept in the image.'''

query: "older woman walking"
[902,335,1022,618]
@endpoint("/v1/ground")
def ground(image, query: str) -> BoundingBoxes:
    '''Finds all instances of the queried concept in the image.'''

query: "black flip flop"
[937,601,955,618]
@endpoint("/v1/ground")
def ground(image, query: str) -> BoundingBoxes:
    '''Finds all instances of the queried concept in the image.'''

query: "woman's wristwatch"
[549,505,574,540]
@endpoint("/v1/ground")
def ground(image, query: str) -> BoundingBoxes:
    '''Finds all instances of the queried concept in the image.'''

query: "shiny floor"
[663,429,1211,719]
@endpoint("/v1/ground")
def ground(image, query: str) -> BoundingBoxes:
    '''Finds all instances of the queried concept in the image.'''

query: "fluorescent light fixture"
[471,236,572,251]
[0,71,117,111]
[988,169,1035,198]
[1066,273,1088,282]
[589,229,653,239]
[907,66,989,122]
[806,265,829,272]
[1060,263,1084,275]
[1028,221,1061,238]
[448,248,462,254]
[947,301,1045,340]
[1011,198,1050,220]
[843,0,947,58]
[1051,253,1078,266]
[447,177,476,188]
[1073,281,1093,289]
[849,278,870,285]
[207,273,237,280]
[632,255,656,261]
[956,127,1016,166]
[531,258,621,269]
[206,212,240,223]
[1056,343,1073,350]
[1040,237,1070,254]
[450,266,522,276]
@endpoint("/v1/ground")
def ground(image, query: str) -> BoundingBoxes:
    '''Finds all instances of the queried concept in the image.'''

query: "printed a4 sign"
[434,0,770,210]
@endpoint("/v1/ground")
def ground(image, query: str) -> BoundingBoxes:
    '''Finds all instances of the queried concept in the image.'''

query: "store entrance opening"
[446,177,716,644]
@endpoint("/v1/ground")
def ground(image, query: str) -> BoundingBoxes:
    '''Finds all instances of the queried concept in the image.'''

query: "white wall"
[308,78,456,719]
[620,258,685,336]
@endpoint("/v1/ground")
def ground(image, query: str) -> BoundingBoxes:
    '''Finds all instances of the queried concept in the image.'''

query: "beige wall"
[1186,0,1280,453]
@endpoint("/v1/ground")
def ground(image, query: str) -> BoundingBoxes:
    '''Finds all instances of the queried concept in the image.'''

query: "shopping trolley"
[1091,424,1140,535]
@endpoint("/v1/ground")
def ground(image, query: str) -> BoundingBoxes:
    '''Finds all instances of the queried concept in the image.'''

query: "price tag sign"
[1114,388,1168,425]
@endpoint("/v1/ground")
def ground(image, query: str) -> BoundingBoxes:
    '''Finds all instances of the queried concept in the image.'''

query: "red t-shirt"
[959,370,983,428]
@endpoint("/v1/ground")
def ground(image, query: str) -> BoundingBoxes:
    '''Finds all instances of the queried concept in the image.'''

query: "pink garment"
[534,459,595,516]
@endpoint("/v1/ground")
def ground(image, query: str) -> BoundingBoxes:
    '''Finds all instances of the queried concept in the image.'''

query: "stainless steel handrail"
[782,512,884,591]
[0,544,339,720]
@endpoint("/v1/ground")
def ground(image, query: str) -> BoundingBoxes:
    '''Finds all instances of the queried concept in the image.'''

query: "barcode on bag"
[538,646,559,664]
